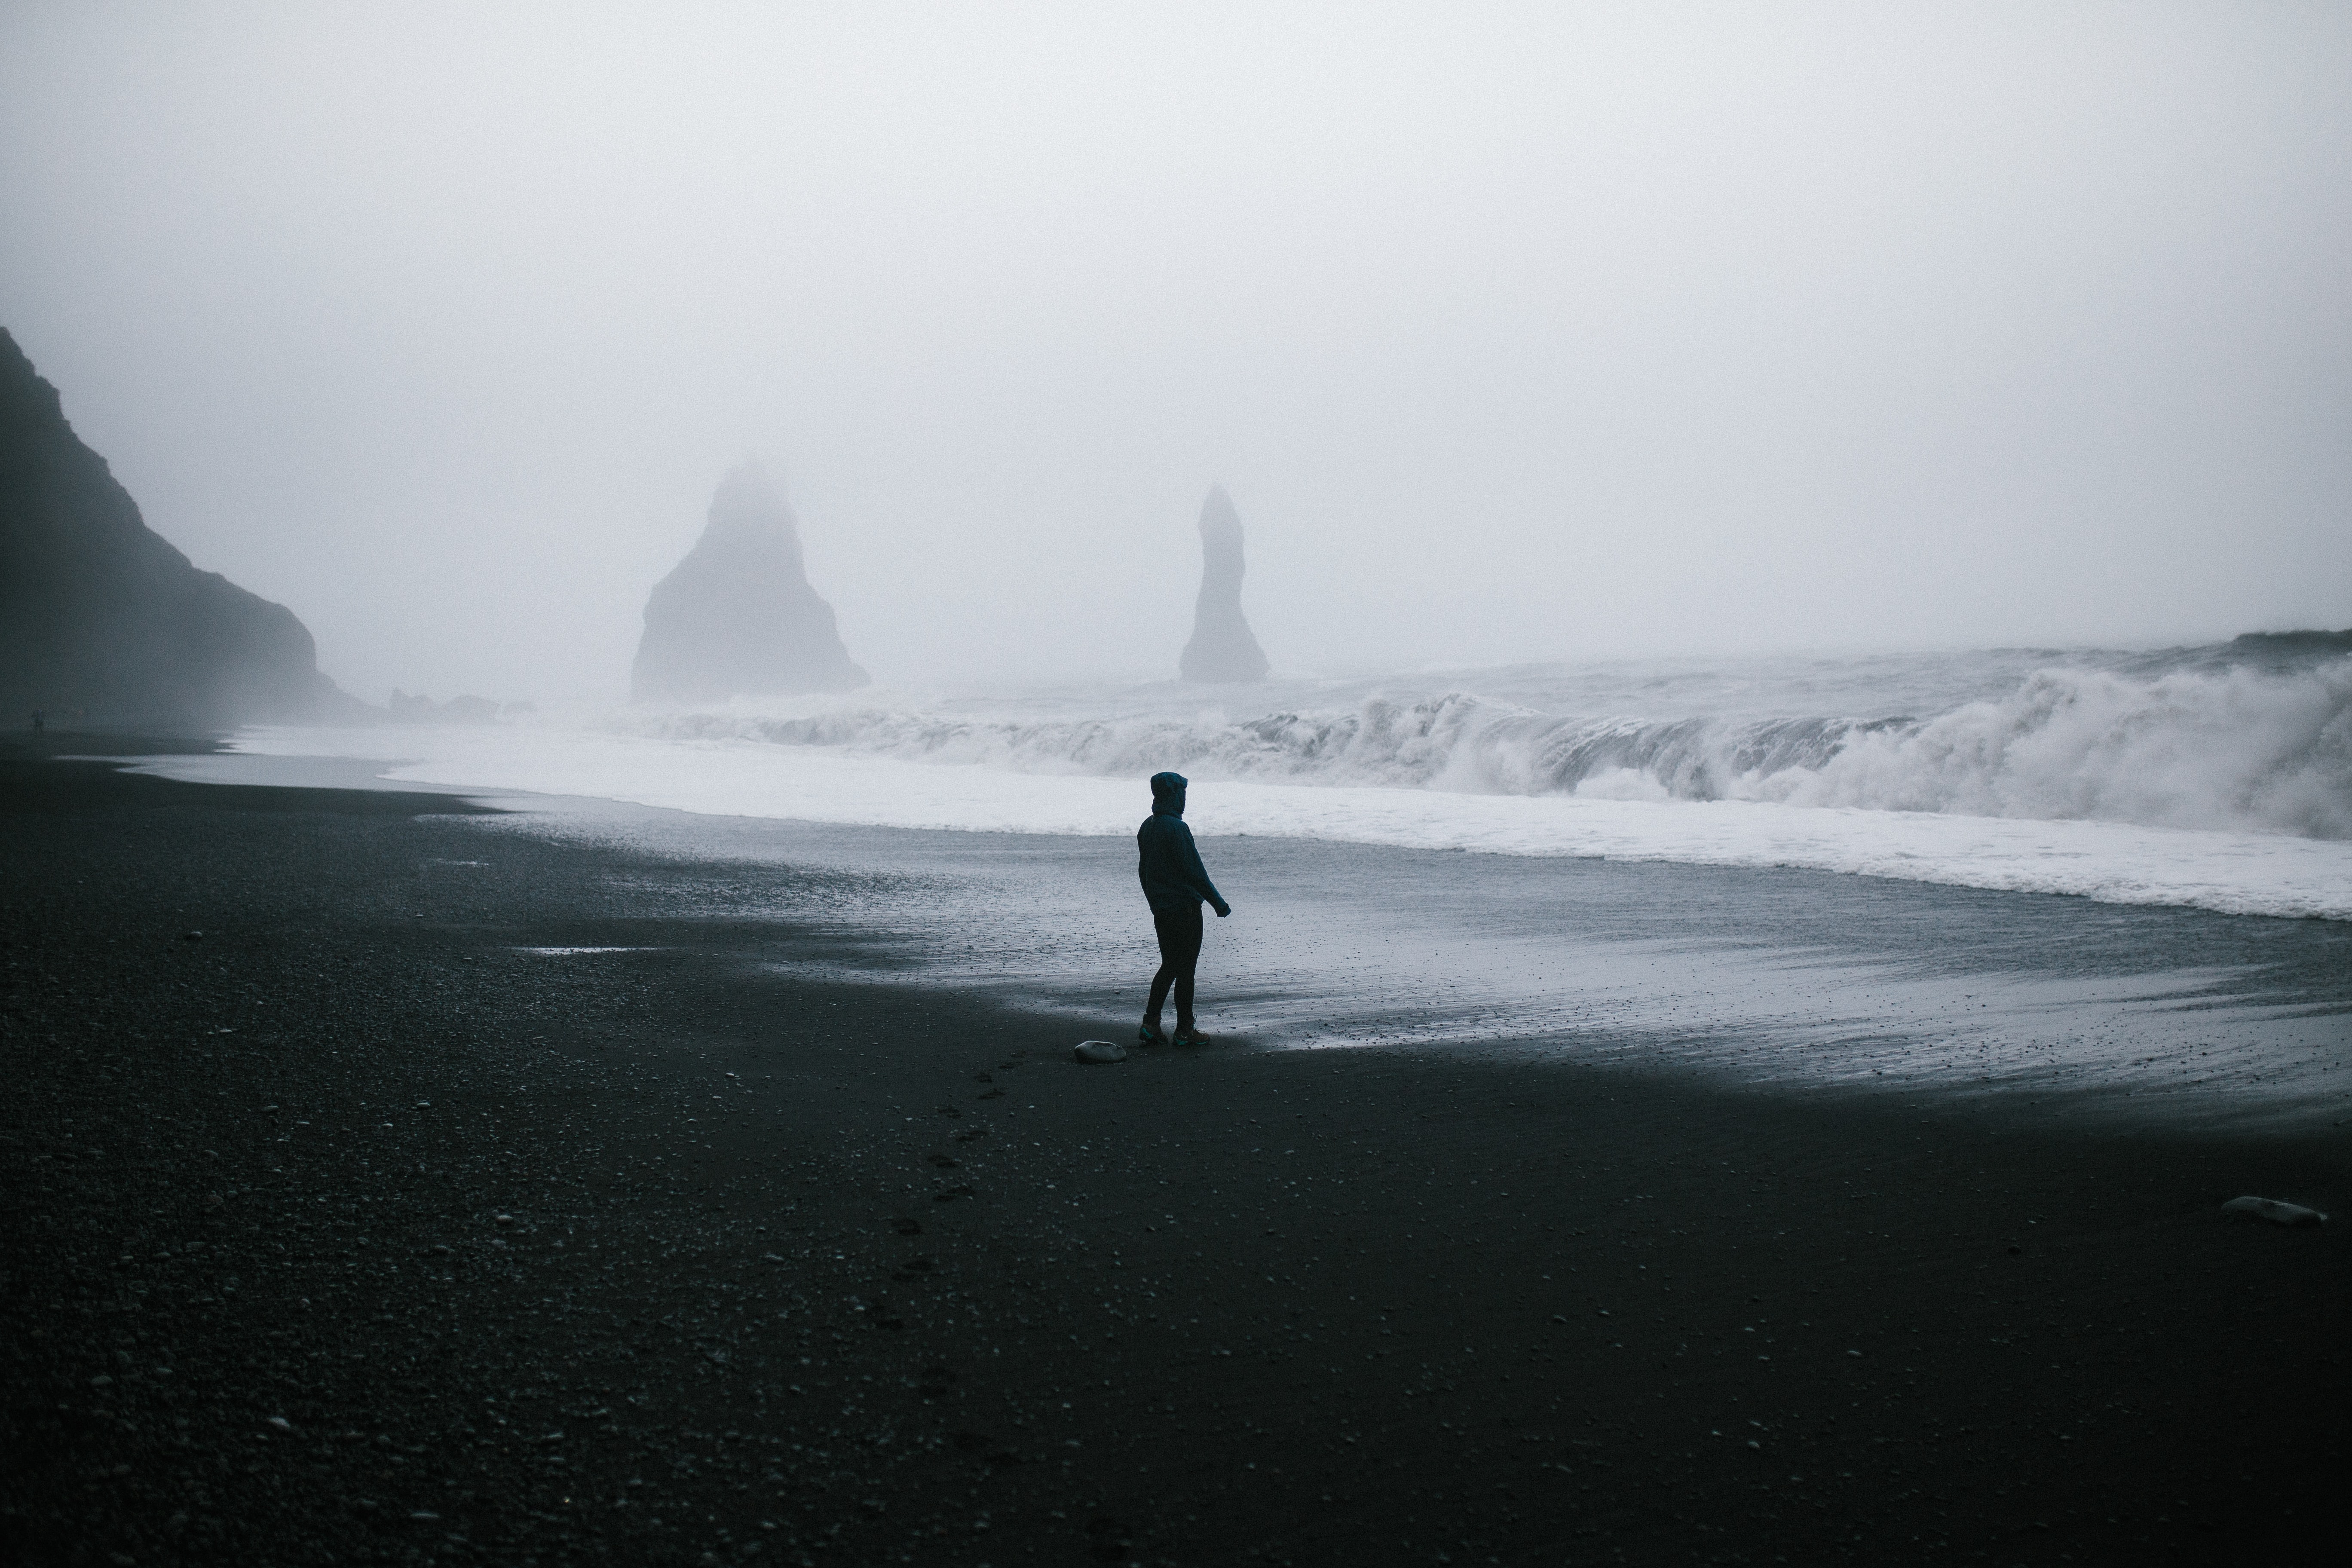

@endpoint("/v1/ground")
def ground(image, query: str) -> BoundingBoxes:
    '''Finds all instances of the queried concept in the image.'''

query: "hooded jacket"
[1136,771,1227,915]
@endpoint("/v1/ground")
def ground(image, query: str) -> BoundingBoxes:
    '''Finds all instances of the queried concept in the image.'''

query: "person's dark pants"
[1146,902,1205,1030]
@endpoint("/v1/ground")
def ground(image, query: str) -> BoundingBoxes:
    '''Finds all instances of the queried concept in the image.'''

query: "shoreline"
[2,744,2345,1565]
[214,719,2352,923]
[133,737,2352,1138]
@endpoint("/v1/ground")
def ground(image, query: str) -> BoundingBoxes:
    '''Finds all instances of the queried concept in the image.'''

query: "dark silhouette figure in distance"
[1136,771,1231,1047]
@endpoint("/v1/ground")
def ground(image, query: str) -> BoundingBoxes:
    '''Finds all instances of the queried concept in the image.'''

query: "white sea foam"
[1750,662,2352,837]
[231,712,2352,921]
[512,946,658,956]
[622,652,2352,840]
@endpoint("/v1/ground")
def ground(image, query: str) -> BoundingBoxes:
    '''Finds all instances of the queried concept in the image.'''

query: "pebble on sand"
[2220,1196,2328,1227]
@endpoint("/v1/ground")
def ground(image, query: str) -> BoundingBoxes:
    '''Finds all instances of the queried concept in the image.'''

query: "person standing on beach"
[1137,770,1231,1047]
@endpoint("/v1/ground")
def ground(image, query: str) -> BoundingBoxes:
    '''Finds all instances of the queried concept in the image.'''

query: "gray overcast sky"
[4,2,2348,704]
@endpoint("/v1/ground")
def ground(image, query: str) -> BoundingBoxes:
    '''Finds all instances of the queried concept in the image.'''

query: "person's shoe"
[1171,1026,1210,1047]
[1137,1020,1169,1047]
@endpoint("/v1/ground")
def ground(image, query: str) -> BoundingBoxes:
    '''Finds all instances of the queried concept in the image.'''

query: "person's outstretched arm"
[1176,821,1231,916]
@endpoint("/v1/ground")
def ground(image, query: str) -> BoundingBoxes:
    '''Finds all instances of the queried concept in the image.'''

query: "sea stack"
[631,463,868,704]
[0,326,355,728]
[1178,484,1270,683]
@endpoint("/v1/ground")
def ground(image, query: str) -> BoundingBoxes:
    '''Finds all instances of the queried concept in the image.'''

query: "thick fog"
[4,3,2348,705]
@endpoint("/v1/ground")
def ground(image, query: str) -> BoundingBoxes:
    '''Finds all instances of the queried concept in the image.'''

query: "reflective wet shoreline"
[123,749,2352,1133]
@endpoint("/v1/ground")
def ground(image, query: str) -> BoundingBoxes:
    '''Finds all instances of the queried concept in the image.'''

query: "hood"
[1149,771,1188,815]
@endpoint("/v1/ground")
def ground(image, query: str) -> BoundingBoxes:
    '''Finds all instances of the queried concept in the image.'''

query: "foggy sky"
[4,3,2348,705]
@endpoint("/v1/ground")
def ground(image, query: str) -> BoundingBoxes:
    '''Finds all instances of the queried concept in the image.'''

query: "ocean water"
[446,809,2348,1129]
[159,640,2352,1125]
[234,637,2352,921]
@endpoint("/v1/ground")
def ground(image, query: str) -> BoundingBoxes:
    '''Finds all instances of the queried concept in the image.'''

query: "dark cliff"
[1178,484,1270,683]
[0,328,357,729]
[2231,630,2352,655]
[631,465,868,703]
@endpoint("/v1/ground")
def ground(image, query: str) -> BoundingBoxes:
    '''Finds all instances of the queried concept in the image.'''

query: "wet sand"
[2,740,2344,1566]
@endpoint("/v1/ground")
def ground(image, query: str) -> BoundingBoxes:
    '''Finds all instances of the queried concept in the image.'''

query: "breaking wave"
[639,652,2352,841]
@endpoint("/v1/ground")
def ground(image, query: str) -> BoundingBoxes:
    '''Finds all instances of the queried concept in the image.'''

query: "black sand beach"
[3,743,2344,1567]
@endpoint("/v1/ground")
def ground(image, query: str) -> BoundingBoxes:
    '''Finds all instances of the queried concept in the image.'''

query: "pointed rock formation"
[1179,484,1269,683]
[631,464,868,703]
[0,326,358,729]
